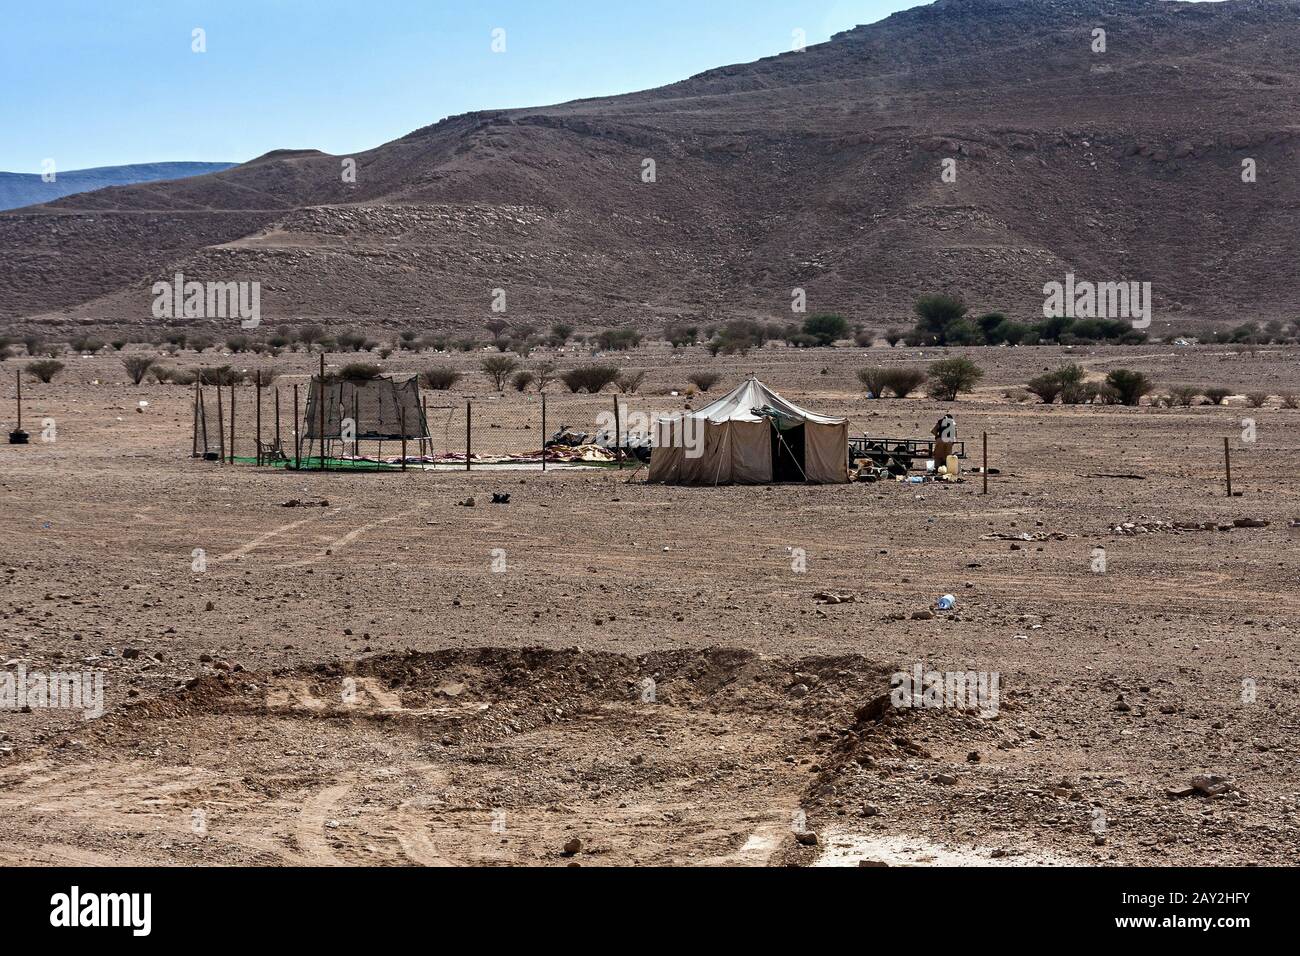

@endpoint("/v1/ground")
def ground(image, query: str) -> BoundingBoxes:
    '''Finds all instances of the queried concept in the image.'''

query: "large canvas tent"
[647,376,848,485]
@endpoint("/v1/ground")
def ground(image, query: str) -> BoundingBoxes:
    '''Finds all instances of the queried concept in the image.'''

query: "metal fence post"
[541,393,547,472]
[466,400,472,472]
[614,396,622,468]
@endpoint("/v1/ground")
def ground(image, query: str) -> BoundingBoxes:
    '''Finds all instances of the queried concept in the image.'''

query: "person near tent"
[932,413,956,467]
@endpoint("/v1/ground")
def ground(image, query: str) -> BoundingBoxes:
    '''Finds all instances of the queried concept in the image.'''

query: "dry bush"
[122,355,156,384]
[687,371,722,392]
[26,359,65,383]
[881,368,927,398]
[421,367,462,390]
[562,365,621,393]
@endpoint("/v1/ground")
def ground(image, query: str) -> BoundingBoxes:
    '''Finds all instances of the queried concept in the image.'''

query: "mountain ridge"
[3,0,1299,336]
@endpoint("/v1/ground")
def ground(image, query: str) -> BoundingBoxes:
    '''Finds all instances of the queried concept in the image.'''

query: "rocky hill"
[3,0,1298,338]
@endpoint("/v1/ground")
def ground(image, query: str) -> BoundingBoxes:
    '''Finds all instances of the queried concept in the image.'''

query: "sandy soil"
[1,344,1298,866]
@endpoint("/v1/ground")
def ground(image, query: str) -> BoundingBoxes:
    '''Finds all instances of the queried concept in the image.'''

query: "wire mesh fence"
[191,381,654,471]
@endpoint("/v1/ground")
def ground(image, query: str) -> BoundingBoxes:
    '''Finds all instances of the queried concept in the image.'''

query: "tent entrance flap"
[771,422,806,483]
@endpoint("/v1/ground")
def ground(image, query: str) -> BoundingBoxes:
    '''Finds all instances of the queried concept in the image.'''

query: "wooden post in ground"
[421,395,429,458]
[541,393,547,472]
[614,396,622,469]
[229,384,236,464]
[982,432,989,495]
[318,354,326,472]
[198,387,209,457]
[293,383,301,470]
[191,382,199,457]
[15,370,21,432]
[255,371,263,466]
[216,385,226,463]
[400,407,408,472]
[466,400,472,472]
[1224,437,1233,498]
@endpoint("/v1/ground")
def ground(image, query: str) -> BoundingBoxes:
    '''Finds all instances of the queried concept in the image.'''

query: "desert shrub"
[122,355,156,385]
[189,334,214,353]
[70,336,104,354]
[882,328,905,347]
[530,361,557,392]
[149,365,175,383]
[110,339,127,351]
[707,319,771,356]
[802,313,848,346]
[295,324,325,348]
[561,365,621,394]
[1004,387,1031,403]
[857,368,888,398]
[1025,373,1063,404]
[596,327,643,352]
[927,357,984,401]
[481,355,521,390]
[170,369,198,386]
[420,367,462,390]
[398,330,418,348]
[881,368,928,398]
[853,328,875,347]
[337,331,370,352]
[688,371,722,392]
[225,335,251,353]
[484,319,509,341]
[512,371,535,392]
[1245,392,1270,408]
[251,368,280,387]
[1166,385,1200,407]
[26,359,64,383]
[453,338,480,352]
[22,335,45,356]
[913,294,969,344]
[663,323,699,348]
[616,370,647,394]
[1203,387,1232,405]
[1280,392,1299,409]
[546,323,573,347]
[336,362,381,382]
[198,365,245,386]
[1060,382,1095,405]
[1105,369,1153,406]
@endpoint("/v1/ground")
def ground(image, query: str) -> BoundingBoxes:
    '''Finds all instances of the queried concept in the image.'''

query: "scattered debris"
[981,531,1071,542]
[281,499,329,508]
[814,591,856,605]
[490,493,511,505]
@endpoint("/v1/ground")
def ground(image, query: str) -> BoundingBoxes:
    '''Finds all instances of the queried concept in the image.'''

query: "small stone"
[562,837,583,856]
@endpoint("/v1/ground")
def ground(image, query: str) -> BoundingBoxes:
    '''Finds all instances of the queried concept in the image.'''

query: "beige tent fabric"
[803,420,849,483]
[648,376,847,485]
[728,420,773,484]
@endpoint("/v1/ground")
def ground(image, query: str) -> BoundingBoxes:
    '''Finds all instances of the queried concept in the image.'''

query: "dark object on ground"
[491,493,511,505]
[8,429,28,444]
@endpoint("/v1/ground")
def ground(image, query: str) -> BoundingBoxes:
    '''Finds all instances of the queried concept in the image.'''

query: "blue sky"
[0,0,910,173]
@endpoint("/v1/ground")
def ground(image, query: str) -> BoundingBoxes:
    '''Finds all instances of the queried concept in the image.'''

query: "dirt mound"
[0,648,905,866]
